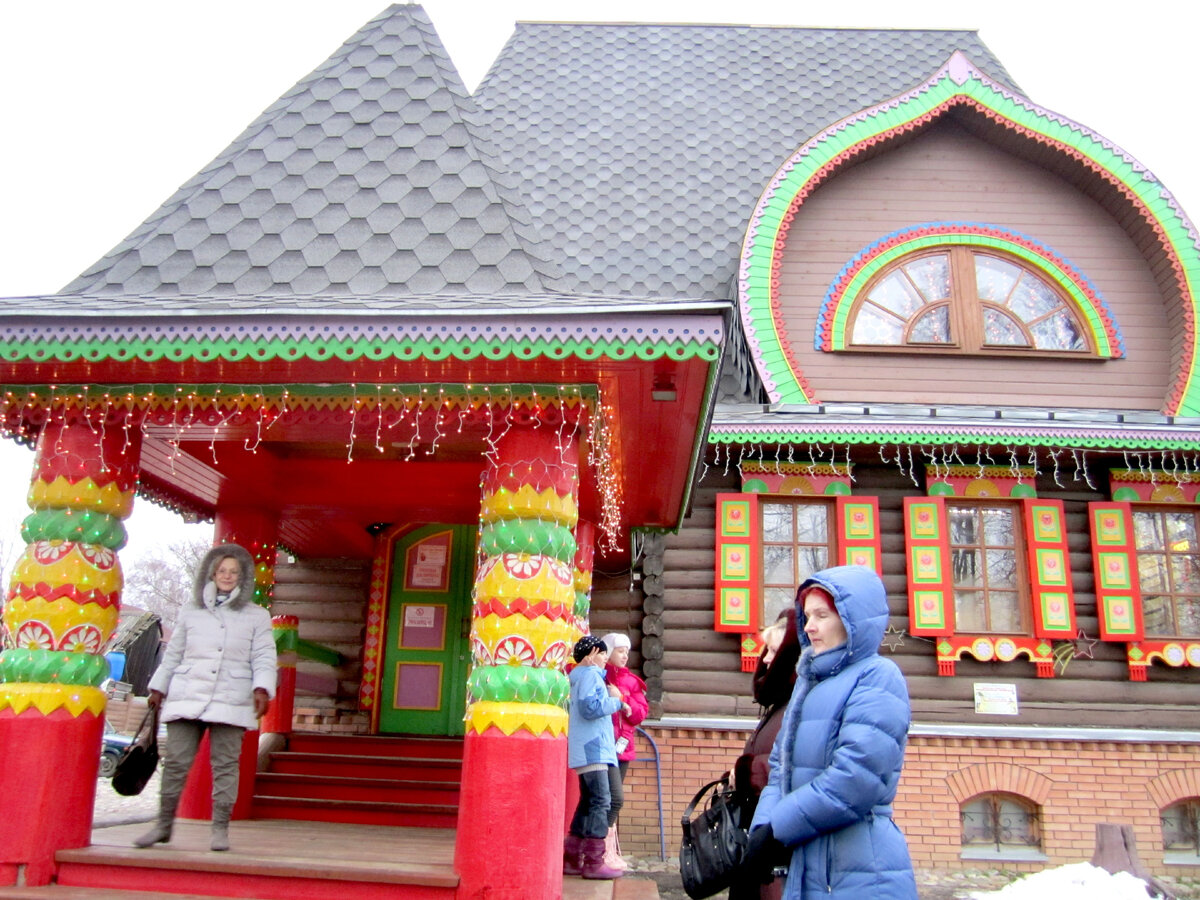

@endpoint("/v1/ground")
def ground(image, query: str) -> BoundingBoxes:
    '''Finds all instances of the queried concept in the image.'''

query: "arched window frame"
[847,246,1095,356]
[960,791,1045,862]
[814,224,1124,360]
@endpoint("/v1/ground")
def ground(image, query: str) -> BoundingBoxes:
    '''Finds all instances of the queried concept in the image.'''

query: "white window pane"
[955,589,986,632]
[983,307,1029,346]
[1030,311,1084,351]
[852,305,904,344]
[1143,593,1173,636]
[1007,273,1060,321]
[981,508,1014,546]
[764,587,794,624]
[762,503,793,541]
[909,305,951,343]
[902,254,950,301]
[795,505,829,544]
[986,549,1018,588]
[975,255,1020,302]
[796,546,828,583]
[762,545,793,584]
[989,592,1023,632]
[1134,511,1166,551]
[867,270,924,318]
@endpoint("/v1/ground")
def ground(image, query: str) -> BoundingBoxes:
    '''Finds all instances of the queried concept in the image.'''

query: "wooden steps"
[46,819,457,900]
[0,818,658,899]
[252,733,463,828]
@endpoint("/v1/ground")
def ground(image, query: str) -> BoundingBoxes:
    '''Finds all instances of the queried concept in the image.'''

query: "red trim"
[1022,499,1077,638]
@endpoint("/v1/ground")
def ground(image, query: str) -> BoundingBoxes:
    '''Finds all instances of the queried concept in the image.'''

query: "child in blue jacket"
[564,634,624,880]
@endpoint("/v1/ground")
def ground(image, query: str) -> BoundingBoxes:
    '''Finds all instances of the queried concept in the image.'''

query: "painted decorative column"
[455,423,579,900]
[176,505,278,821]
[0,416,140,886]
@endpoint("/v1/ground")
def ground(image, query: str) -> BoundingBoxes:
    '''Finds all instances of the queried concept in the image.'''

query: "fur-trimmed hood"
[191,543,257,610]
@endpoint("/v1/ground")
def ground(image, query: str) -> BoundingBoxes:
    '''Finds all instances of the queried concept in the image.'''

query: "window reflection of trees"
[949,504,1023,633]
[1134,508,1200,637]
[961,794,1041,851]
[761,499,832,624]
[1162,799,1200,854]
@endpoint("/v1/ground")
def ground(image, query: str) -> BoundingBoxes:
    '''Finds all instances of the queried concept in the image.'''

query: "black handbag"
[678,775,750,899]
[111,706,160,796]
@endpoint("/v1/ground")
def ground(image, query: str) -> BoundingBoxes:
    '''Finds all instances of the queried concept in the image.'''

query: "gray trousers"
[160,719,246,825]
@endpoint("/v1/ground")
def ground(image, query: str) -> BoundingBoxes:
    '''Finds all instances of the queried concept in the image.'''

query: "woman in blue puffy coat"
[748,565,917,900]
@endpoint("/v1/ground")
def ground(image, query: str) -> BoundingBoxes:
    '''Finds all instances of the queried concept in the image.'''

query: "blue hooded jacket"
[750,565,916,900]
[567,663,622,769]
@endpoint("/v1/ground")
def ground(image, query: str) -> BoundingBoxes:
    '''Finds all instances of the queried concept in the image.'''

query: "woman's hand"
[146,690,165,710]
[253,688,270,718]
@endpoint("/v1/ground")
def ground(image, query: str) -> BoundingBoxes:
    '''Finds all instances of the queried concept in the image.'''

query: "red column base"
[176,729,260,820]
[454,727,566,900]
[0,709,103,886]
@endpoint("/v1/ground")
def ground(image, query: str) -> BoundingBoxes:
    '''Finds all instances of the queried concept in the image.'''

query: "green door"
[378,524,475,735]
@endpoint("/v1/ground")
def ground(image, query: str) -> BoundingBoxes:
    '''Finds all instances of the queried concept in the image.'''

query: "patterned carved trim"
[814,223,1123,358]
[738,51,1200,414]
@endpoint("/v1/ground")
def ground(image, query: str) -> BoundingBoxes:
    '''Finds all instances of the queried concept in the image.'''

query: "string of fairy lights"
[706,439,1200,492]
[0,382,624,553]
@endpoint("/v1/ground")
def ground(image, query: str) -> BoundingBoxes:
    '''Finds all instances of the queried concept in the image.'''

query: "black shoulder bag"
[678,775,750,899]
[111,705,161,796]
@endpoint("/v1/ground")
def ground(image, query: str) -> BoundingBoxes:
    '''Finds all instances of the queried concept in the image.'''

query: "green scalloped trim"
[478,520,577,564]
[467,664,568,705]
[827,232,1117,356]
[21,509,128,550]
[0,335,720,365]
[741,59,1200,414]
[710,429,1200,452]
[0,648,110,686]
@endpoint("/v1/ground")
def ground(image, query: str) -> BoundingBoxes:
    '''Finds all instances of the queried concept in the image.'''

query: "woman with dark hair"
[729,608,801,900]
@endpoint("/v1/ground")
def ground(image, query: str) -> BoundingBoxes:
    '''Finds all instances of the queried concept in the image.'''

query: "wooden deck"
[0,819,657,899]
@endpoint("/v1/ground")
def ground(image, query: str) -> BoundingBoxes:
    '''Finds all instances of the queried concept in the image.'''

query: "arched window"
[1162,798,1200,862]
[848,247,1092,355]
[960,792,1044,860]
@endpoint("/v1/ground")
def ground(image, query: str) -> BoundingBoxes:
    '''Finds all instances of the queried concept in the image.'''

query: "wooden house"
[1,4,1197,896]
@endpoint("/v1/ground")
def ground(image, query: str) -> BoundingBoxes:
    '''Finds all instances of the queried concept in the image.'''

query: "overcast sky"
[0,0,1196,561]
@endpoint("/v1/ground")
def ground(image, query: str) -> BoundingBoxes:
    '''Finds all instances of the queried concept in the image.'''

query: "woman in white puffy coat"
[134,543,276,852]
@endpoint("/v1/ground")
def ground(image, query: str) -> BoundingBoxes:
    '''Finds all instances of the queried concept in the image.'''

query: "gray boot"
[210,805,232,851]
[210,823,230,852]
[132,796,177,848]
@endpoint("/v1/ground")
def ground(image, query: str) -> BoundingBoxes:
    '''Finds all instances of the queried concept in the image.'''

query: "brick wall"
[616,724,1200,878]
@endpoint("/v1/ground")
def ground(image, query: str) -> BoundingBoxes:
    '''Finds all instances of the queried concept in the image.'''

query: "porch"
[0,819,659,900]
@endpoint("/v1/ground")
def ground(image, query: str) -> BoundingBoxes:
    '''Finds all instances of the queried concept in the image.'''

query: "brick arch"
[1146,768,1200,811]
[737,51,1200,414]
[946,762,1054,806]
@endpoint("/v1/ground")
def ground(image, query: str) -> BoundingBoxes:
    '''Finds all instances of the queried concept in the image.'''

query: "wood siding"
[778,119,1173,409]
[660,465,1200,730]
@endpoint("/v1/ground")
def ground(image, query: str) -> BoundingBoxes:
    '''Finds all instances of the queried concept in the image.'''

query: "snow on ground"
[970,862,1159,899]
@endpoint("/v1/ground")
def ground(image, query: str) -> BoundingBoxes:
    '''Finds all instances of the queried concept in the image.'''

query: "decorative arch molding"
[945,762,1054,806]
[1146,768,1200,811]
[814,223,1124,358]
[738,51,1200,414]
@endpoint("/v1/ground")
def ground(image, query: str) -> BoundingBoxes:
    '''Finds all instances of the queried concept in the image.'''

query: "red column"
[176,506,278,821]
[0,417,141,885]
[455,424,579,899]
[261,615,298,734]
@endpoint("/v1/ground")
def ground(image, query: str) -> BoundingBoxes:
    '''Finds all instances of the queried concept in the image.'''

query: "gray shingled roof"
[473,23,1016,301]
[24,10,1016,318]
[58,4,564,302]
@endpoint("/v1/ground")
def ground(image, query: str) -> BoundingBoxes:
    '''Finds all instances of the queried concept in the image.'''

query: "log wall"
[660,463,1200,730]
[272,555,372,733]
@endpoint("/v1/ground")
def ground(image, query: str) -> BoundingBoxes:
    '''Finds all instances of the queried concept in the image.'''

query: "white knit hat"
[601,632,631,653]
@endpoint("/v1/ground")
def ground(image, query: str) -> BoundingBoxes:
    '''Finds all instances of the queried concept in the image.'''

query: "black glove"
[744,823,786,883]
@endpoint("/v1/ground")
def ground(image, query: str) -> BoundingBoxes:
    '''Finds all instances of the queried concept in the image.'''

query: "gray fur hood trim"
[191,543,257,610]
